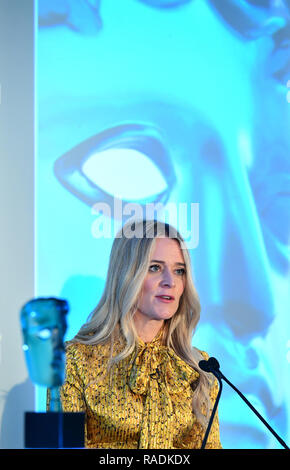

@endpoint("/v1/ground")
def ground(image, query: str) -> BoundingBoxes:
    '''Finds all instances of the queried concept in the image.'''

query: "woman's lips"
[155,295,175,303]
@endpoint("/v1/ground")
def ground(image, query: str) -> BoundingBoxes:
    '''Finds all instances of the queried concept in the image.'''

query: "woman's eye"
[149,265,186,275]
[149,264,161,272]
[175,268,186,276]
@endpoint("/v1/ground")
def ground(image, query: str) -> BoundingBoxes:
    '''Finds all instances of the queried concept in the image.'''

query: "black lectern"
[24,412,85,448]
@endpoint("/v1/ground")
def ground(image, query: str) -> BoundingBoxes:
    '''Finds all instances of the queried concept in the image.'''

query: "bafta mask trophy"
[20,297,84,448]
[20,297,68,411]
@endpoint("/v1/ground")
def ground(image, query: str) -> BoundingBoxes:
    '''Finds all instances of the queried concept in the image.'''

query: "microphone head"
[198,359,212,372]
[208,357,220,370]
[198,357,220,373]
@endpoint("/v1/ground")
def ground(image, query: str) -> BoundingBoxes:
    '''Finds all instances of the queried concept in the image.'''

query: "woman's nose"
[160,270,175,287]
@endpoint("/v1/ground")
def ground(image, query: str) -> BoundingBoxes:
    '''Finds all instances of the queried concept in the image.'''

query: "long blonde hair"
[72,219,212,427]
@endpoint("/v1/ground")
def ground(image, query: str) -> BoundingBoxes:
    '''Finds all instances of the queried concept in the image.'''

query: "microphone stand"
[199,357,289,450]
[200,369,223,449]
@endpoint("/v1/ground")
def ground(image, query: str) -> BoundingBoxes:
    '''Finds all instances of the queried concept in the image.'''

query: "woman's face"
[135,237,186,325]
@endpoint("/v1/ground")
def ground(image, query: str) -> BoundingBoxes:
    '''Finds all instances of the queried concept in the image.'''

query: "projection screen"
[35,0,290,450]
[1,0,290,450]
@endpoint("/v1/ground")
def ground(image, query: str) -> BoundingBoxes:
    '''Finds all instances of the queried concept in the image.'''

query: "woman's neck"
[133,314,164,343]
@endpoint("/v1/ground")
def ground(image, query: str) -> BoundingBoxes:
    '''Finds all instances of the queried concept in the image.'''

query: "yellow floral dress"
[54,331,222,449]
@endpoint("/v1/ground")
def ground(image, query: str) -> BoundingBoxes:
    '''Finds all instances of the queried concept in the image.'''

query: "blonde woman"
[53,219,222,449]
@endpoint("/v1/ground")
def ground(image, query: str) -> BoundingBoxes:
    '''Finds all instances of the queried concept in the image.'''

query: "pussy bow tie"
[127,336,200,449]
[128,338,200,395]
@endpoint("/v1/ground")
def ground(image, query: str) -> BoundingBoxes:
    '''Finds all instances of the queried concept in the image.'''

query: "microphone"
[199,357,289,449]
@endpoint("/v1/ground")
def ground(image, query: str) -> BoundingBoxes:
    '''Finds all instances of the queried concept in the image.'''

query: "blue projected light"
[36,0,290,449]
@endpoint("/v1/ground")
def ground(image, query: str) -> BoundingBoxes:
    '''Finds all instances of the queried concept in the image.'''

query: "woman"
[53,219,222,449]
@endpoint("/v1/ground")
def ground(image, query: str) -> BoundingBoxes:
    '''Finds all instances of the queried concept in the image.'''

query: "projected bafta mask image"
[37,0,290,448]
[20,298,69,388]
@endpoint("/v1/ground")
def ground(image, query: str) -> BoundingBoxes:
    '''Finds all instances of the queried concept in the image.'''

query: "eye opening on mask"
[36,328,53,340]
[53,122,176,210]
[82,147,168,201]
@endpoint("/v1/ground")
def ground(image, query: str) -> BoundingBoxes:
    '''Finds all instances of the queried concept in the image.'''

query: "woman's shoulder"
[64,339,111,362]
[192,346,210,361]
[199,349,210,360]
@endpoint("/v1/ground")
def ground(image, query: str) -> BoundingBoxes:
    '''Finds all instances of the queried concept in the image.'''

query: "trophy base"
[24,411,85,448]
